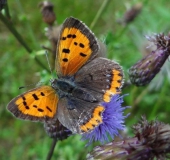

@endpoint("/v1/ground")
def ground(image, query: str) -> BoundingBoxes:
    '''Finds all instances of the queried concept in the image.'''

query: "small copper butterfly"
[7,17,123,134]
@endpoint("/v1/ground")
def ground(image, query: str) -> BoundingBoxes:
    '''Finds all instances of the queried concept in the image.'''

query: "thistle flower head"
[44,119,72,140]
[82,94,129,146]
[87,116,170,160]
[129,33,170,86]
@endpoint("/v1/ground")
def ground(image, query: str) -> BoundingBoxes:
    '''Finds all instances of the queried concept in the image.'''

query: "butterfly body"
[7,17,124,135]
[51,77,97,103]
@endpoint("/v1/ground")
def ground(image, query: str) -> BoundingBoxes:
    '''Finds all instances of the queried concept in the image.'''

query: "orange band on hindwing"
[103,69,123,102]
[80,106,104,133]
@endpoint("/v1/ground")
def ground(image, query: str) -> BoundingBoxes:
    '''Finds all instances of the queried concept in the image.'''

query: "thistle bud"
[39,1,56,26]
[118,3,142,25]
[129,33,170,86]
[87,116,170,160]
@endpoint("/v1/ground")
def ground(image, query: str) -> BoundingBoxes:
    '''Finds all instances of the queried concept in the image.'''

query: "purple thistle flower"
[81,94,129,146]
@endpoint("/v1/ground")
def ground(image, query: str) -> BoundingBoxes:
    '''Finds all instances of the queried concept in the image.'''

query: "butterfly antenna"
[45,50,54,78]
[19,81,43,89]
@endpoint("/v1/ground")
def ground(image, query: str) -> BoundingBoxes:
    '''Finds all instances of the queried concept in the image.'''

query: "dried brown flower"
[39,1,56,26]
[87,116,170,160]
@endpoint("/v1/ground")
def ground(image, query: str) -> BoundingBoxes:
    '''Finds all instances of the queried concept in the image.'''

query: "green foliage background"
[1,0,170,159]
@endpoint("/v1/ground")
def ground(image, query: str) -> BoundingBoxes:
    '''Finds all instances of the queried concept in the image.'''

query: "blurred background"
[1,0,170,159]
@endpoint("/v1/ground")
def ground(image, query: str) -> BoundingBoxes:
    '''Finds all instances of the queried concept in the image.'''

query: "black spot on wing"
[38,108,44,112]
[32,94,39,100]
[25,106,29,109]
[80,52,87,57]
[33,105,37,108]
[41,92,45,96]
[22,96,26,100]
[74,42,78,45]
[67,34,72,38]
[117,80,122,83]
[79,43,84,48]
[72,34,76,38]
[62,48,70,53]
[46,106,52,112]
[23,101,29,109]
[23,101,27,106]
[62,58,68,62]
[62,37,66,40]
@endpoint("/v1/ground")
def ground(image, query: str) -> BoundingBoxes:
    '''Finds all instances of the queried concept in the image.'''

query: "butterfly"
[7,17,123,135]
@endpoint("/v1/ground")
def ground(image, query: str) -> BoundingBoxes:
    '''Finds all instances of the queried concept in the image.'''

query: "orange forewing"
[7,86,58,121]
[57,27,92,76]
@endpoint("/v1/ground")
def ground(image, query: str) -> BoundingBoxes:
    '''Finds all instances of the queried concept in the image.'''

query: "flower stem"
[90,0,110,30]
[0,12,50,72]
[0,12,32,52]
[46,138,58,160]
[149,79,168,120]
[114,0,149,42]
[16,0,39,49]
